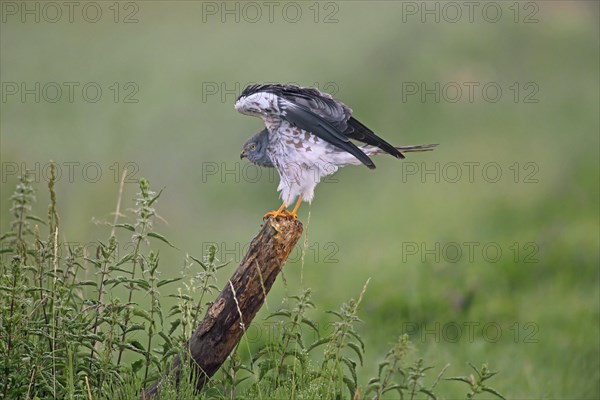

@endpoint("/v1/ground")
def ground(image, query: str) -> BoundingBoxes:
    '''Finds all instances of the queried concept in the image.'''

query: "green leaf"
[126,339,146,353]
[342,356,358,385]
[26,215,46,224]
[265,310,292,319]
[148,188,164,206]
[343,376,356,398]
[115,223,136,232]
[348,329,365,351]
[482,387,507,400]
[168,319,180,335]
[133,308,153,322]
[281,350,307,368]
[347,342,364,365]
[189,255,207,270]
[382,384,407,395]
[158,331,172,346]
[301,317,319,333]
[419,387,437,399]
[78,280,98,287]
[132,359,144,373]
[157,277,181,288]
[363,383,380,396]
[445,376,472,384]
[0,232,16,241]
[106,276,128,288]
[133,279,151,290]
[216,261,231,270]
[108,266,133,274]
[168,293,193,301]
[378,361,390,378]
[482,371,500,381]
[147,232,176,248]
[82,257,100,267]
[126,323,146,333]
[468,362,481,378]
[116,253,134,266]
[235,376,250,385]
[326,310,344,319]
[307,336,332,351]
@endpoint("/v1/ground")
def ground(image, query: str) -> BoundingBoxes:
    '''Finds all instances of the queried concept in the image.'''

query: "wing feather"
[280,100,375,168]
[236,84,403,168]
[344,117,404,159]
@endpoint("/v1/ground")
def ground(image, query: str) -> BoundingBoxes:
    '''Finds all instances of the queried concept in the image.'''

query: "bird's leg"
[263,202,289,219]
[287,194,304,220]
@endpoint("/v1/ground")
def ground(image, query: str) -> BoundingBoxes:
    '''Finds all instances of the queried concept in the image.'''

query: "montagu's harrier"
[236,83,436,219]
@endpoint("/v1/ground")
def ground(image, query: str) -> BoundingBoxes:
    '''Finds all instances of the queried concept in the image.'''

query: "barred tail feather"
[395,144,438,153]
[363,144,438,157]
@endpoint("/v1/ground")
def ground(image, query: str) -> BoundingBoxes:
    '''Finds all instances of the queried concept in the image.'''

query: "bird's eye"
[250,144,257,150]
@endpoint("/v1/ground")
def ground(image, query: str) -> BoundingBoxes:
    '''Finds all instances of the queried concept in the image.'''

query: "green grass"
[1,174,507,399]
[1,1,599,399]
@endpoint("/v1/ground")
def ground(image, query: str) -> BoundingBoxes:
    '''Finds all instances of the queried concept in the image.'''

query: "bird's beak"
[240,150,246,160]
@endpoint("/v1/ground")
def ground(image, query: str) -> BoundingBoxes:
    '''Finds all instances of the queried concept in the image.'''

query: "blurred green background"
[1,1,598,398]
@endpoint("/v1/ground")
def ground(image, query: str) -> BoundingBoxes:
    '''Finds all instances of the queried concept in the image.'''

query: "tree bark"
[142,216,303,399]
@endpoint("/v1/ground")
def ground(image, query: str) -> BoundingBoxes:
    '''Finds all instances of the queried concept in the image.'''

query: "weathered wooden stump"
[142,216,303,399]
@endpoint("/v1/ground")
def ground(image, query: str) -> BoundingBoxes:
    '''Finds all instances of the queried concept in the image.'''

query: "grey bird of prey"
[236,83,437,219]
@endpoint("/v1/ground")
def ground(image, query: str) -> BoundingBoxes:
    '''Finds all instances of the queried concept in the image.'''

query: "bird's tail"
[395,144,438,153]
[364,144,438,157]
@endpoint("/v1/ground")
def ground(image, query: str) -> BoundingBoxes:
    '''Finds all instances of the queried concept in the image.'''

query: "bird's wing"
[344,117,404,159]
[237,84,376,169]
[238,84,351,129]
[279,99,376,168]
[272,85,351,129]
[280,88,405,159]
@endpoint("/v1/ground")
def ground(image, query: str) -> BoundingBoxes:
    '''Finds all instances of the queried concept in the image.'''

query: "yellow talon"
[263,210,291,219]
[286,194,304,220]
[263,203,289,219]
[263,195,303,220]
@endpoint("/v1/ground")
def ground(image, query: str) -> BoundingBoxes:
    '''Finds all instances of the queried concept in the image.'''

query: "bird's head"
[240,129,274,167]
